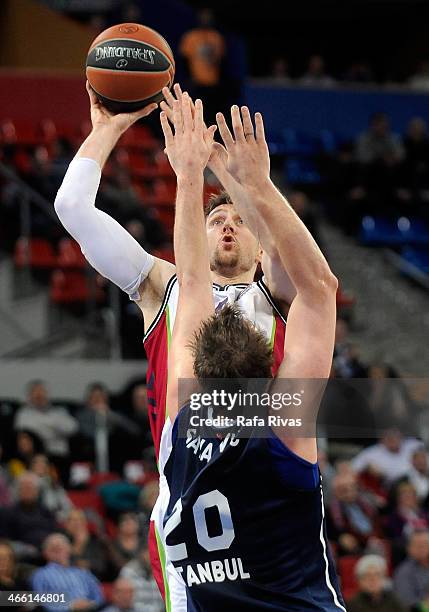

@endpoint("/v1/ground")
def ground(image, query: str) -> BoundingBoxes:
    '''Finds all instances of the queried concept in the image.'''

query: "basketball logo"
[116,59,128,68]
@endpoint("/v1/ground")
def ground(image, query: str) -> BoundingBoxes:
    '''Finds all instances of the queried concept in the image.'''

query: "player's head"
[191,305,273,379]
[205,192,262,278]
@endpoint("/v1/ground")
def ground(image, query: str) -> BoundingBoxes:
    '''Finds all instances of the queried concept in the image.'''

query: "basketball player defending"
[159,94,346,611]
[54,83,290,601]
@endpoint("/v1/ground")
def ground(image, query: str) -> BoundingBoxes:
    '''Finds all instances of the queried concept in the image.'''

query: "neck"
[210,270,255,286]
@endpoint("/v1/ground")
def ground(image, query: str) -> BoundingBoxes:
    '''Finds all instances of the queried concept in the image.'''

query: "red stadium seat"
[88,471,120,488]
[14,238,57,269]
[153,247,175,264]
[57,238,86,269]
[119,125,159,151]
[146,179,176,206]
[67,489,105,518]
[50,270,105,304]
[338,555,360,600]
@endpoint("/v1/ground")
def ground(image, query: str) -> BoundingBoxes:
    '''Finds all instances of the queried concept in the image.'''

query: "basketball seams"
[87,66,171,75]
[89,82,166,104]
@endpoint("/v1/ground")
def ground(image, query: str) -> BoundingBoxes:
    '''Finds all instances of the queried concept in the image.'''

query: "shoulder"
[394,558,414,578]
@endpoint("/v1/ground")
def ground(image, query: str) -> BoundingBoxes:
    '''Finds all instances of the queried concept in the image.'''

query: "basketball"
[86,23,175,113]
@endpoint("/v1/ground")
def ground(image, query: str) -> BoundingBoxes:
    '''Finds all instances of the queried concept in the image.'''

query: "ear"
[255,245,263,265]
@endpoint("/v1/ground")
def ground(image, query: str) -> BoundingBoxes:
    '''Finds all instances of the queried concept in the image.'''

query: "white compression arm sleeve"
[54,157,154,301]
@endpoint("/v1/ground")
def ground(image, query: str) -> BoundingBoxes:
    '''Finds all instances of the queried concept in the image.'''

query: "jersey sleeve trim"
[257,277,288,325]
[143,274,177,342]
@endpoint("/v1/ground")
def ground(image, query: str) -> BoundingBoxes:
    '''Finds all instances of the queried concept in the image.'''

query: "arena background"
[1,0,429,609]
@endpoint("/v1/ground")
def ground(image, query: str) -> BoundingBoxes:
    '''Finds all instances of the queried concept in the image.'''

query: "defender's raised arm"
[161,95,217,421]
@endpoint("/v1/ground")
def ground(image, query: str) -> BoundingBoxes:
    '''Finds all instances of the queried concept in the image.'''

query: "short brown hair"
[204,190,233,217]
[191,305,273,379]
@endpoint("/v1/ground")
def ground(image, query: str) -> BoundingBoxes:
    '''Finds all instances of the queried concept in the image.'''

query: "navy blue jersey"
[162,406,346,611]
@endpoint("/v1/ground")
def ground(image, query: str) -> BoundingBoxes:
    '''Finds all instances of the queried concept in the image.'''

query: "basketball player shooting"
[159,94,346,611]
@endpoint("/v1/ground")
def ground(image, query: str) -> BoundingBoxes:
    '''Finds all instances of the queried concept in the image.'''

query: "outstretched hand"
[216,105,270,187]
[160,84,225,176]
[160,93,217,178]
[86,81,158,135]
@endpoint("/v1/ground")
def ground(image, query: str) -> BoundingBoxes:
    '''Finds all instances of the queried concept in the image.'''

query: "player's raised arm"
[160,85,295,305]
[214,107,337,461]
[161,95,217,421]
[54,82,175,329]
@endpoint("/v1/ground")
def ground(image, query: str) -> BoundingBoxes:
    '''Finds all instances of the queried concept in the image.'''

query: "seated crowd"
[0,365,427,611]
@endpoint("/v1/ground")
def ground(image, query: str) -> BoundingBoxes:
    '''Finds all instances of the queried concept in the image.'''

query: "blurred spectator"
[355,112,404,166]
[75,383,136,471]
[109,513,142,573]
[412,588,429,612]
[99,169,165,248]
[32,533,103,611]
[120,543,164,612]
[3,472,57,559]
[29,454,73,522]
[347,554,405,612]
[0,540,29,592]
[102,577,137,612]
[63,509,109,581]
[24,145,57,200]
[366,363,414,434]
[402,118,429,194]
[8,430,45,479]
[270,57,291,83]
[123,384,153,454]
[386,482,429,541]
[14,381,78,483]
[300,55,335,88]
[0,445,11,507]
[137,481,159,540]
[408,447,429,504]
[352,429,421,485]
[179,8,226,123]
[408,60,429,91]
[343,61,375,84]
[394,530,429,608]
[288,191,322,247]
[333,318,367,379]
[327,471,379,556]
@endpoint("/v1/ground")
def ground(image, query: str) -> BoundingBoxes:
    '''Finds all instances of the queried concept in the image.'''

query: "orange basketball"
[86,23,175,113]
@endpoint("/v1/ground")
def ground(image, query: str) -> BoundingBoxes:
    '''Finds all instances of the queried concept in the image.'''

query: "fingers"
[194,99,204,133]
[160,111,174,149]
[241,106,255,140]
[86,81,98,106]
[255,112,266,144]
[173,82,183,101]
[173,99,183,134]
[162,85,175,110]
[216,112,234,149]
[182,93,193,132]
[231,105,245,143]
[138,102,158,119]
[159,100,173,123]
[204,124,218,149]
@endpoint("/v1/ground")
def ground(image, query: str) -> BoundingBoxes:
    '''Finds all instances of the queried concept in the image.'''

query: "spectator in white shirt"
[408,447,429,504]
[352,429,422,484]
[14,381,78,483]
